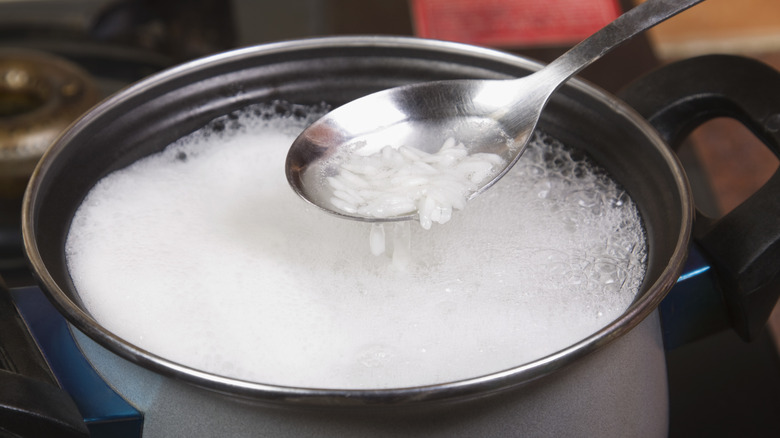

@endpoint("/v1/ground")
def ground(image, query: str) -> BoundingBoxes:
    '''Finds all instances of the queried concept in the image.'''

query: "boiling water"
[65,102,647,389]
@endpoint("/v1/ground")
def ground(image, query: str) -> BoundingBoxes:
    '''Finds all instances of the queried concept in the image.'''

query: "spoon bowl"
[286,0,706,223]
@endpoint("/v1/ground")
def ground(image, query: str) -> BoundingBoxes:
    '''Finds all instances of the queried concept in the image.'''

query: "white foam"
[65,102,647,389]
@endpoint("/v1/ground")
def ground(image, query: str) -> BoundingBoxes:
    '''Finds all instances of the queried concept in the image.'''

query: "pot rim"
[21,35,694,407]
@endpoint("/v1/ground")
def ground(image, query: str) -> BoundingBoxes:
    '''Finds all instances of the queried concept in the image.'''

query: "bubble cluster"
[65,102,647,389]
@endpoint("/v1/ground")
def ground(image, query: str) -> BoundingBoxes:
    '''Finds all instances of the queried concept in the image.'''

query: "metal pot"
[21,37,780,437]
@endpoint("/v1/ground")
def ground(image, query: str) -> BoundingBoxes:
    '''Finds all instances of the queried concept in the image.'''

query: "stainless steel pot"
[21,37,780,437]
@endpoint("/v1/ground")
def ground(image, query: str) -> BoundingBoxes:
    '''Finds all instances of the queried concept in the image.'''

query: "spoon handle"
[542,0,706,84]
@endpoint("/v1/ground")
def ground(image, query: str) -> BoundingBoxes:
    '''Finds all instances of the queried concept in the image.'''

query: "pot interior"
[23,37,690,403]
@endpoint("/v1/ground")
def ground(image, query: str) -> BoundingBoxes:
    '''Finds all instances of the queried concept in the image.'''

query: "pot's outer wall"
[71,312,668,437]
[23,37,689,414]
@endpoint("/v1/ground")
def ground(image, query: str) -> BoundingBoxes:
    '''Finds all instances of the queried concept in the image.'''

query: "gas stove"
[1,282,141,437]
[4,249,776,437]
[1,1,779,437]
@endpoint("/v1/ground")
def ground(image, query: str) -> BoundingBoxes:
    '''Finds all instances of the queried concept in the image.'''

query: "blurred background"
[1,0,778,436]
[2,0,778,223]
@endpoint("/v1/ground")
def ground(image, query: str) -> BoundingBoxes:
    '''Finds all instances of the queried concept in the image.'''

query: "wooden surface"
[634,0,780,58]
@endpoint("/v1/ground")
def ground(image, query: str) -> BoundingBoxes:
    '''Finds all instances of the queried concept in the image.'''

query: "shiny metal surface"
[0,49,100,198]
[22,36,693,408]
[286,0,705,222]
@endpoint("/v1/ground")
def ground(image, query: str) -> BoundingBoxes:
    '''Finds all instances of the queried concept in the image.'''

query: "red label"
[411,0,622,47]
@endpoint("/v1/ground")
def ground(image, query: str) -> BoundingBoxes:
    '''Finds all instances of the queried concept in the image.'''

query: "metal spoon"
[286,0,705,222]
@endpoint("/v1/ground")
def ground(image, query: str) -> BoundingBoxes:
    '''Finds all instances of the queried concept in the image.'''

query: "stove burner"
[0,50,101,285]
[0,49,100,199]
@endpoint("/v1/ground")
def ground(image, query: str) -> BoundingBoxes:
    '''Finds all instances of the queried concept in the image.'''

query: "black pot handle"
[619,54,780,342]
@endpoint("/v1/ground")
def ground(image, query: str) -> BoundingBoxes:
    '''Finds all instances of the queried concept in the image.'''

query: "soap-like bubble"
[65,101,647,389]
